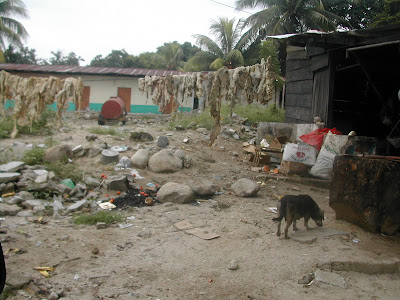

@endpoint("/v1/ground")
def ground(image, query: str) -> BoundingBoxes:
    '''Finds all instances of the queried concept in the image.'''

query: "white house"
[0,64,195,114]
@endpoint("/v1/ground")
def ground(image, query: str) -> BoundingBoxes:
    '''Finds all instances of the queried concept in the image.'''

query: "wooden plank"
[306,46,325,57]
[286,59,312,72]
[287,50,308,60]
[285,80,313,94]
[285,94,312,108]
[311,54,329,72]
[287,45,304,53]
[285,105,312,123]
[286,68,313,81]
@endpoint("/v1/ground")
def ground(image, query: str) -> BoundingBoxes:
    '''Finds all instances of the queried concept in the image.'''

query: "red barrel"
[100,97,126,120]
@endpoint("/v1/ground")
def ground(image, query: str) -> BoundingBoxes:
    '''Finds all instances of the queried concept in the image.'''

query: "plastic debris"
[111,146,128,152]
[60,179,75,189]
[99,202,116,210]
[118,223,134,229]
[131,169,144,179]
[260,139,270,148]
[268,207,278,214]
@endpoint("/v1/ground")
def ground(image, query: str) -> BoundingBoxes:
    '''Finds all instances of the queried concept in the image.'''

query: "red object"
[300,128,342,150]
[116,191,121,195]
[100,97,126,120]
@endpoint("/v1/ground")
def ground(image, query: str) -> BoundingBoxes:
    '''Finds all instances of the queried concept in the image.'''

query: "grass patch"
[22,147,45,165]
[45,161,84,183]
[73,210,124,225]
[88,126,123,136]
[168,103,285,129]
[0,109,55,139]
[0,148,19,164]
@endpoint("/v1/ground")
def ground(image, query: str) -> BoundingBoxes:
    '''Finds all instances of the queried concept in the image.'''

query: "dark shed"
[272,25,400,141]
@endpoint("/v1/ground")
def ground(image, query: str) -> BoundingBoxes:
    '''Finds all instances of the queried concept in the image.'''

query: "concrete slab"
[314,269,347,288]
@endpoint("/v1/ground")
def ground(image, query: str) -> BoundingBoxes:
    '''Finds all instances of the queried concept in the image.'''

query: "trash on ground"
[118,223,134,229]
[112,186,158,208]
[98,202,116,210]
[268,207,278,214]
[111,146,128,152]
[174,220,194,230]
[131,169,144,179]
[185,228,220,240]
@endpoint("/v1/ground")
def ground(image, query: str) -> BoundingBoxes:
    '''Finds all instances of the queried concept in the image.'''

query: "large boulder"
[157,182,195,204]
[231,178,260,197]
[190,178,218,196]
[44,144,73,163]
[130,149,150,169]
[148,149,183,173]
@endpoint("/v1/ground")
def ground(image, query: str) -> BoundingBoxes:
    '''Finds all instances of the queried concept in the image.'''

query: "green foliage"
[4,44,39,64]
[45,161,84,183]
[372,0,400,27]
[88,126,122,136]
[22,147,45,165]
[0,115,13,138]
[168,103,285,129]
[46,50,84,66]
[233,103,285,123]
[0,147,18,164]
[73,210,124,226]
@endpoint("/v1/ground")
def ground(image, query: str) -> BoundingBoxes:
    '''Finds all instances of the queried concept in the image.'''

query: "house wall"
[3,72,193,114]
[284,45,330,124]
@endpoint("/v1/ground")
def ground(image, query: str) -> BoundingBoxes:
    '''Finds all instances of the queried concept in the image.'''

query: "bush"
[73,210,124,225]
[233,103,285,124]
[22,147,45,165]
[45,161,84,183]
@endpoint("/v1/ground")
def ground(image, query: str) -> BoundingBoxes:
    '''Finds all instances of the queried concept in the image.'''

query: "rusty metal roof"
[0,63,194,77]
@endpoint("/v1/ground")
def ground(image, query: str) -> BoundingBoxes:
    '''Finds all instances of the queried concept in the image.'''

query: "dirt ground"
[1,112,400,300]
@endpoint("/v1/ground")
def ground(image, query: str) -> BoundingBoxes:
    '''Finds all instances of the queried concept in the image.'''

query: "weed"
[168,103,285,129]
[88,126,123,137]
[0,148,18,164]
[73,210,124,226]
[22,147,45,165]
[45,161,84,183]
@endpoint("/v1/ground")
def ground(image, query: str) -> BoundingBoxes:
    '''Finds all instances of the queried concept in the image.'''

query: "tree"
[329,0,385,29]
[89,49,135,68]
[372,0,400,27]
[0,0,29,62]
[185,17,249,71]
[156,42,184,70]
[235,0,350,38]
[47,50,84,66]
[4,44,38,64]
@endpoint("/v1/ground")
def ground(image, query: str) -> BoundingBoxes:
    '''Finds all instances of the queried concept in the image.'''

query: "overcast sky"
[22,0,255,65]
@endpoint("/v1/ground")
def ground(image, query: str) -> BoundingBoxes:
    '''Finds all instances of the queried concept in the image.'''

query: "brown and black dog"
[272,194,324,239]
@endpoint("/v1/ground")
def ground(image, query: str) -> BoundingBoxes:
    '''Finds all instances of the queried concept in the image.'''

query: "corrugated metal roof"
[0,63,194,77]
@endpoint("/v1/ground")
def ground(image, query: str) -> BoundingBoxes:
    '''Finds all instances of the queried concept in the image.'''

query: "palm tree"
[185,17,250,71]
[156,42,184,70]
[235,0,349,38]
[0,0,29,62]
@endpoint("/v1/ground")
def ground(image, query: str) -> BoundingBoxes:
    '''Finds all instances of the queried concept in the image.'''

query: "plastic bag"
[299,128,342,150]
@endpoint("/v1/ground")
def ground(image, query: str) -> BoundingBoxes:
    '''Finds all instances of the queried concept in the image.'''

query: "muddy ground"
[1,112,400,300]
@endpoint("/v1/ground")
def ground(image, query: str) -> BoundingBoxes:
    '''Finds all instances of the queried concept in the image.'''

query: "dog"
[272,194,324,239]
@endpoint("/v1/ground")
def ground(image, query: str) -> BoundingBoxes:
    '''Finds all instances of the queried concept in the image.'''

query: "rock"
[48,291,59,300]
[67,199,89,213]
[84,177,101,187]
[157,182,195,204]
[44,144,73,163]
[187,122,198,129]
[0,203,22,216]
[96,222,107,229]
[72,145,85,158]
[174,150,192,168]
[85,134,98,141]
[197,128,208,134]
[33,205,46,213]
[105,175,129,192]
[22,199,50,209]
[148,149,183,173]
[101,149,119,165]
[137,228,151,238]
[130,149,150,169]
[34,170,48,184]
[0,183,5,192]
[17,210,34,217]
[157,136,169,148]
[6,196,24,205]
[175,125,185,131]
[190,179,218,196]
[231,178,260,197]
[0,172,21,183]
[0,161,25,172]
[228,260,239,270]
[87,147,103,157]
[17,191,35,200]
[314,269,347,288]
[130,132,154,142]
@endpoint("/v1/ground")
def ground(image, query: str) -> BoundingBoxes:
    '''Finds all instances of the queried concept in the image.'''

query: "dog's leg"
[293,219,298,231]
[284,215,293,239]
[276,221,281,236]
[304,217,310,230]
